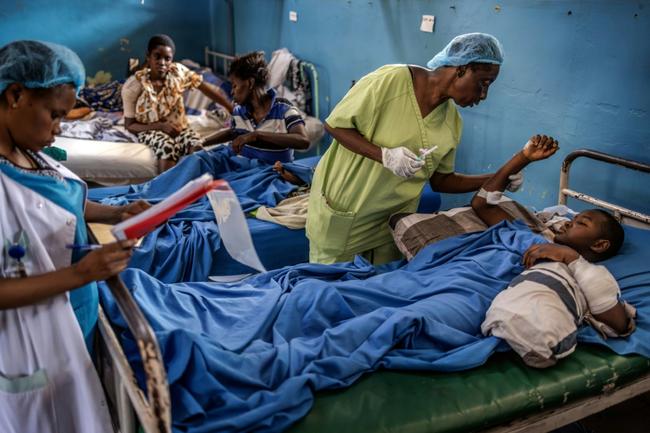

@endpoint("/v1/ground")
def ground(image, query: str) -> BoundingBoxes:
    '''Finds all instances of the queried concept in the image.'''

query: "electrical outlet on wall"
[420,15,435,32]
[289,11,298,22]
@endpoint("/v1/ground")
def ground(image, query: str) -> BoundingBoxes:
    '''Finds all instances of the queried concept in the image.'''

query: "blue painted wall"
[2,1,647,214]
[0,0,217,82]
[230,0,650,214]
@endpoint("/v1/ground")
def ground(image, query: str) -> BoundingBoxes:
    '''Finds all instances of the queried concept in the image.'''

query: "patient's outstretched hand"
[523,134,559,161]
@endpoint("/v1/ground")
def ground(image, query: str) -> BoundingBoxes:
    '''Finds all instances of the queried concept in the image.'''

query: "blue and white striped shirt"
[231,88,305,163]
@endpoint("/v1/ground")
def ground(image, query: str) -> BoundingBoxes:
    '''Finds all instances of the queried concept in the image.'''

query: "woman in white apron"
[0,41,149,433]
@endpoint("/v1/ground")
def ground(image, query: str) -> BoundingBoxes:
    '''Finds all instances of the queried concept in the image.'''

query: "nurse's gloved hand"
[506,172,524,192]
[381,147,424,178]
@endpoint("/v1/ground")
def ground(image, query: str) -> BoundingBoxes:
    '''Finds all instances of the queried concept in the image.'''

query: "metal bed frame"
[94,149,649,433]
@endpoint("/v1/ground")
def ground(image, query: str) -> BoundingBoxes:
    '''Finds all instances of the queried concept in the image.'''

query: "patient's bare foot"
[273,161,303,185]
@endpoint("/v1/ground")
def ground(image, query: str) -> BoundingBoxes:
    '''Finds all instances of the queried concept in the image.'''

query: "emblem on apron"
[3,229,28,277]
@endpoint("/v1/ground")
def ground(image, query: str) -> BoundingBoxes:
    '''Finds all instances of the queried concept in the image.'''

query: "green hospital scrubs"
[306,65,463,264]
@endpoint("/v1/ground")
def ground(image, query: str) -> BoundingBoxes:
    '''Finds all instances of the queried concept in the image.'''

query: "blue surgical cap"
[0,40,85,95]
[427,33,504,70]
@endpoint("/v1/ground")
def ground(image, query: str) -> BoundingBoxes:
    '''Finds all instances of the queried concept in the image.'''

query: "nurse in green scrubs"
[307,33,505,264]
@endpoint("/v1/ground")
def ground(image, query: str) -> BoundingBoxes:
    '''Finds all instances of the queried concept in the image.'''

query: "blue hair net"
[427,33,504,70]
[0,40,85,95]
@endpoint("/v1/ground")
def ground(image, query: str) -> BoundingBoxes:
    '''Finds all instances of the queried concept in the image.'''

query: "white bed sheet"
[54,136,157,186]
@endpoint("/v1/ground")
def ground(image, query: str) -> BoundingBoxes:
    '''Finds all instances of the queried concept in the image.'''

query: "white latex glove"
[381,147,424,178]
[506,171,524,192]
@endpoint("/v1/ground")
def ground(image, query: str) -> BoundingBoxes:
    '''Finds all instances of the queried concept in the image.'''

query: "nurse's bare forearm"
[429,172,492,193]
[0,268,87,309]
[85,200,123,224]
[325,123,382,162]
[480,152,530,193]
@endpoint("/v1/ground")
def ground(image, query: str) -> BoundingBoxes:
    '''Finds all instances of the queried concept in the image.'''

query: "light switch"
[420,15,435,32]
[289,11,298,22]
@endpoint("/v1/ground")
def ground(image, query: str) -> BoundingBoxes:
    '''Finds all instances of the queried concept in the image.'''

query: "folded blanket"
[256,193,310,229]
[78,80,124,112]
[60,116,137,142]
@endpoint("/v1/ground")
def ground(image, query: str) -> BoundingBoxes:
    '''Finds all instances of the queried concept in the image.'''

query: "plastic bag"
[207,182,267,273]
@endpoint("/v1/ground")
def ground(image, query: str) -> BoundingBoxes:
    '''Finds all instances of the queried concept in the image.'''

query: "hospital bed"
[93,148,650,433]
[55,49,325,186]
[87,154,441,282]
[53,109,228,187]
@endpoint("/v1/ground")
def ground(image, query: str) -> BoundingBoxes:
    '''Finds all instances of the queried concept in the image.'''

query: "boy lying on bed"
[472,135,636,367]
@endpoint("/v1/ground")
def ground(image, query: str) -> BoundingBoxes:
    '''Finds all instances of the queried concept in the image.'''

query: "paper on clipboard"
[207,183,267,273]
[111,173,217,240]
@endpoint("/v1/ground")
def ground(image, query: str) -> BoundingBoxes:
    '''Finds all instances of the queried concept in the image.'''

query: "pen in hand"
[66,243,140,251]
[66,244,103,251]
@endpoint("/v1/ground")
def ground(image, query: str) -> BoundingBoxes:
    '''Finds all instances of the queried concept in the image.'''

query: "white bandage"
[477,188,504,205]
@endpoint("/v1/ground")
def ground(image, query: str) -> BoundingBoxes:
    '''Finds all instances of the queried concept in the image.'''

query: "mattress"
[288,346,650,433]
[54,135,157,186]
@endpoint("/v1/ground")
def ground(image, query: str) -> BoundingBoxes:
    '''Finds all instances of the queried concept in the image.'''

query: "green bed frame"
[289,347,650,433]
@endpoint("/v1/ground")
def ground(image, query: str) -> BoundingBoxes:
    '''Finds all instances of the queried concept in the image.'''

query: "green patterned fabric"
[289,346,650,433]
[41,146,67,161]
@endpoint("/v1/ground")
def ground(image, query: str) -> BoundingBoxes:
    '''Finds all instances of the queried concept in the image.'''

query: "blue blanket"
[99,221,650,432]
[130,218,309,282]
[89,148,316,280]
[89,146,315,219]
[88,149,444,281]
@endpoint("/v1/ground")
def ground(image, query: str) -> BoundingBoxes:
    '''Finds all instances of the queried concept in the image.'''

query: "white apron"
[0,154,113,433]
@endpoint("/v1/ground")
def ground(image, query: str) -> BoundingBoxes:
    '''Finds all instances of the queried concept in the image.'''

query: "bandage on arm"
[569,257,634,336]
[471,151,531,226]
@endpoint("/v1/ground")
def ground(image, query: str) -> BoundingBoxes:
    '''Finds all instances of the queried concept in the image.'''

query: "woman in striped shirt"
[204,51,309,163]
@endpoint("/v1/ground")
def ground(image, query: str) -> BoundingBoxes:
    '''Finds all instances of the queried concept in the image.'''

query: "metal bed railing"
[204,47,321,119]
[559,149,650,226]
[89,229,171,433]
[203,48,235,78]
